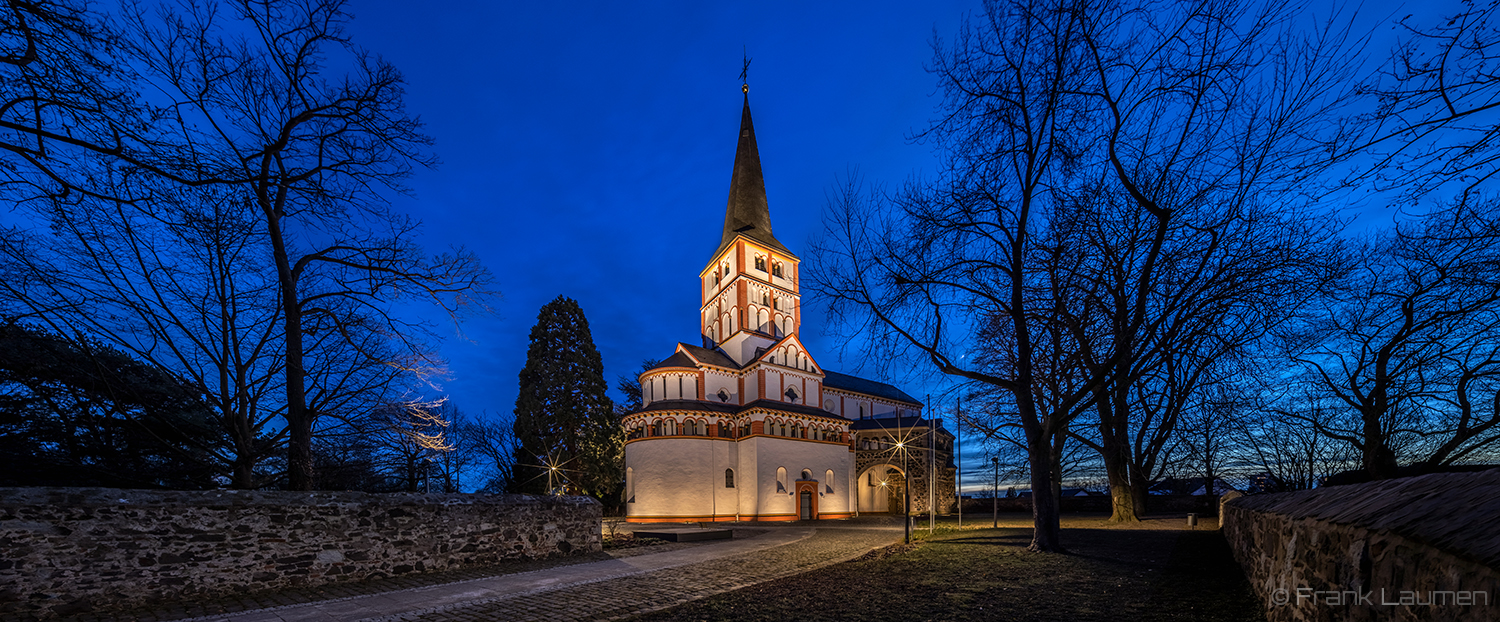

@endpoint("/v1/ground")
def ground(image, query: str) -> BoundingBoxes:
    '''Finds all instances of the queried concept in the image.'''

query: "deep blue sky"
[346,1,974,420]
[341,1,1429,491]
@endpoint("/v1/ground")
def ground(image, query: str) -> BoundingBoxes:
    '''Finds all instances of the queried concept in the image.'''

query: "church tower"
[622,84,942,523]
[699,87,801,366]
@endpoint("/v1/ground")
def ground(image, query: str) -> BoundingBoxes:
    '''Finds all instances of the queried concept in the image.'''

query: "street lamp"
[992,456,999,529]
[893,441,913,544]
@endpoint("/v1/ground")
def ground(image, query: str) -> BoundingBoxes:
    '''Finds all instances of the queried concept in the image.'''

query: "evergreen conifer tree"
[509,297,619,497]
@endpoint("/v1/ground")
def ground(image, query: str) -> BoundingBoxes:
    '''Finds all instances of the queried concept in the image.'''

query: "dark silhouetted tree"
[509,297,616,497]
[0,321,226,488]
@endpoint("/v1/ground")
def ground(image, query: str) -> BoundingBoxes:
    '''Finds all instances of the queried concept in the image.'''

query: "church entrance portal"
[794,480,819,520]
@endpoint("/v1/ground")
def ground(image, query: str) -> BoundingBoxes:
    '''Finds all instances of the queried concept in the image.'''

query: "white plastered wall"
[748,435,853,518]
[625,437,739,520]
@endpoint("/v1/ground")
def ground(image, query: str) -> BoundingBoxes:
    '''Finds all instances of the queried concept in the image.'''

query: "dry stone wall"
[0,488,602,618]
[1221,469,1500,622]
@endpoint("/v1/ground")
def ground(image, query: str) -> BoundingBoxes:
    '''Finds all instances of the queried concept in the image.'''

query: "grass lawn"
[629,514,1264,622]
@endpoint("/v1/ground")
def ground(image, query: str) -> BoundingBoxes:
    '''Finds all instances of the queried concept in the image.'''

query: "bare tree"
[810,0,1104,551]
[0,1,499,490]
[1236,390,1359,491]
[466,412,520,494]
[1329,1,1500,202]
[0,180,286,488]
[1289,200,1500,478]
[1058,0,1354,521]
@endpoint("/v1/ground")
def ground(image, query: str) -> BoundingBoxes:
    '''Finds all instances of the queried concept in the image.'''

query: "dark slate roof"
[708,92,796,264]
[822,370,922,406]
[646,351,697,371]
[741,398,842,419]
[636,398,847,420]
[638,399,741,414]
[680,343,740,369]
[849,416,949,434]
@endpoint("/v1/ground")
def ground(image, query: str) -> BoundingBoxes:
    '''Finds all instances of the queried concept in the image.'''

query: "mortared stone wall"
[0,488,601,618]
[1221,469,1500,622]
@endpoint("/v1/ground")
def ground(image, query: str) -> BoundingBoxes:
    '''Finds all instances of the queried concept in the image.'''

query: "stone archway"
[857,464,907,515]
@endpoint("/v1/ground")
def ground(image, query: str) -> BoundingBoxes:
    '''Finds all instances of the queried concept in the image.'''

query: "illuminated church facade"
[621,88,956,523]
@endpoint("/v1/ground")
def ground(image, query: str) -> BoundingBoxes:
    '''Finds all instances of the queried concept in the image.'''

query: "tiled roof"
[822,370,922,406]
[680,343,740,369]
[646,351,697,371]
[850,416,952,437]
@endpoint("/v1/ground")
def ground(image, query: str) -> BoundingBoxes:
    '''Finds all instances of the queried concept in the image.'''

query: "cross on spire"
[740,50,752,93]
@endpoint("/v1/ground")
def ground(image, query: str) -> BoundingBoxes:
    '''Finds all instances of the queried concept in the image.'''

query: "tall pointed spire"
[712,88,795,262]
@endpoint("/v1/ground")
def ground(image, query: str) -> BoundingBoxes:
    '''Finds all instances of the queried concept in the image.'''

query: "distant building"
[1246,472,1284,494]
[621,87,954,522]
[1149,477,1237,496]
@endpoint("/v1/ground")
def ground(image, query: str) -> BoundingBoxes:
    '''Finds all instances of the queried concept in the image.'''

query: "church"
[622,86,956,523]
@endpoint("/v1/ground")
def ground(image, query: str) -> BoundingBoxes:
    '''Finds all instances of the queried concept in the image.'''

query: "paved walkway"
[176,523,900,622]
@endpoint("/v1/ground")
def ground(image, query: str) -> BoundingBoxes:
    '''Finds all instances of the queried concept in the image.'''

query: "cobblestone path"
[175,525,899,622]
[386,528,897,622]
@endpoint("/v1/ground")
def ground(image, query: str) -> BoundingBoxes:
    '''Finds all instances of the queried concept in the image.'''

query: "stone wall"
[0,488,602,618]
[1221,469,1500,622]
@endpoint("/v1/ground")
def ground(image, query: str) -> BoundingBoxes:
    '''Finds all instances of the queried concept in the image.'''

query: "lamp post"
[992,456,999,528]
[895,440,912,544]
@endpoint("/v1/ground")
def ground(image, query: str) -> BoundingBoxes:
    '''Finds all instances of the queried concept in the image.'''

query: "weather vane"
[740,49,752,93]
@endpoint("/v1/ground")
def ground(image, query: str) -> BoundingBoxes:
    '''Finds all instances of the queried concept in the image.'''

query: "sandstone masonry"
[1221,469,1500,622]
[0,487,602,619]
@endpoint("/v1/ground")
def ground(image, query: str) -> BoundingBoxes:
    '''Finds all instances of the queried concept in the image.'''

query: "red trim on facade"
[624,513,816,523]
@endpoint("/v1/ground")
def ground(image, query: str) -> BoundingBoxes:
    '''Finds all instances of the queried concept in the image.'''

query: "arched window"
[683,419,697,436]
[626,467,635,502]
[825,470,835,494]
[800,469,812,481]
[725,468,735,488]
[776,467,787,493]
[663,418,677,436]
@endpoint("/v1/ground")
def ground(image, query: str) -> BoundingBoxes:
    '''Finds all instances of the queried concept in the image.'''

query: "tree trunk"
[1362,409,1399,480]
[264,206,314,491]
[1026,424,1065,553]
[1104,451,1137,522]
[231,452,256,489]
[1098,399,1139,522]
[1129,466,1150,516]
